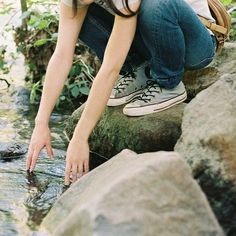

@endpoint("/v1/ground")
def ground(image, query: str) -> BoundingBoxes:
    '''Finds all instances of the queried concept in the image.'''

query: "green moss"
[65,103,185,158]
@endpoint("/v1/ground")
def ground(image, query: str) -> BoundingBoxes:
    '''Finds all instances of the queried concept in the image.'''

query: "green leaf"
[79,86,90,95]
[34,38,49,47]
[232,12,236,18]
[28,15,38,26]
[75,65,82,75]
[69,66,77,77]
[71,86,80,98]
[38,20,49,30]
[69,64,82,78]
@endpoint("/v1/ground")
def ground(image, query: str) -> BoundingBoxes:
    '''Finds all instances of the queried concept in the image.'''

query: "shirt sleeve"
[113,0,141,10]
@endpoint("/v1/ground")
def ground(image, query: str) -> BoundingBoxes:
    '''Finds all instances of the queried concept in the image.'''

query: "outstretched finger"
[26,146,33,170]
[78,162,83,178]
[72,164,78,183]
[65,162,72,186]
[84,160,89,175]
[30,148,41,172]
[46,144,54,159]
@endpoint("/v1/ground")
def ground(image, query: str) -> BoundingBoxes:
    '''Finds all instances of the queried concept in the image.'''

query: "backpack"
[199,0,231,53]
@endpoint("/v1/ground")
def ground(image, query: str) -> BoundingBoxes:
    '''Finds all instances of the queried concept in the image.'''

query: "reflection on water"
[0,150,66,235]
[0,65,70,235]
[0,77,70,234]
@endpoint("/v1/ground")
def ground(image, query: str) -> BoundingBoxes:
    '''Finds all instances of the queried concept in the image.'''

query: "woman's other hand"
[26,124,54,172]
[65,138,89,185]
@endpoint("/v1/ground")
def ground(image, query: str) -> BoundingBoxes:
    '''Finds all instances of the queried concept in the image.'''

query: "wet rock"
[65,103,185,158]
[184,42,236,101]
[175,74,236,234]
[14,86,31,107]
[0,142,28,161]
[41,150,223,236]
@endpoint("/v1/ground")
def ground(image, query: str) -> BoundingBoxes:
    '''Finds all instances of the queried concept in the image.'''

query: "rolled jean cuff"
[150,70,184,89]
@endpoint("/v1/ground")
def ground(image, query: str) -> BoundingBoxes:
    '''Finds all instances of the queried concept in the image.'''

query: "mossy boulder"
[65,103,185,158]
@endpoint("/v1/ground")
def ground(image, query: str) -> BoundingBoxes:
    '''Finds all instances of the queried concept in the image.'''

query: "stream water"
[0,2,70,235]
[0,2,106,235]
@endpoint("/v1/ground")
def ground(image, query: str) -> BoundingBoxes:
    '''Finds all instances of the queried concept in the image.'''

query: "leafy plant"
[0,45,11,88]
[229,17,236,40]
[227,1,236,41]
[13,1,99,110]
[30,80,43,104]
[29,58,95,110]
[0,46,7,73]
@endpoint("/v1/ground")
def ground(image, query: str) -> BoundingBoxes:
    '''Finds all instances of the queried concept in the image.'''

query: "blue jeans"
[79,0,217,89]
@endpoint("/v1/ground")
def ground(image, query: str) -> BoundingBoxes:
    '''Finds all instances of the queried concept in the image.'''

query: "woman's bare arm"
[35,3,88,125]
[74,4,140,140]
[65,2,140,184]
[27,3,88,171]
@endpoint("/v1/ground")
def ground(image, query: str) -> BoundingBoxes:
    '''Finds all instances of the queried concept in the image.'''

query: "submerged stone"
[0,142,27,161]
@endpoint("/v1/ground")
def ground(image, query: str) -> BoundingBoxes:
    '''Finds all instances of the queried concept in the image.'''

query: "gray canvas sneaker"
[107,63,151,107]
[123,80,187,116]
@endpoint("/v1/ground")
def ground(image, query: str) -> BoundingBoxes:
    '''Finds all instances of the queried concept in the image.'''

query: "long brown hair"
[72,0,139,17]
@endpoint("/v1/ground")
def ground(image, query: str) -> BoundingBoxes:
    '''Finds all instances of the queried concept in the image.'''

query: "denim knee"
[185,36,217,70]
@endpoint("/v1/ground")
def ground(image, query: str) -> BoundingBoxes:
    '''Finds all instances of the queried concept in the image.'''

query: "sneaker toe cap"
[124,101,141,109]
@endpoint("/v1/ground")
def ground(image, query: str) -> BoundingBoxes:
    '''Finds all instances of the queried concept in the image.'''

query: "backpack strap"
[198,16,228,35]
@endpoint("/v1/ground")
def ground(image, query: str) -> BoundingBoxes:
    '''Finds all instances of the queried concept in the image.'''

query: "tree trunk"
[20,0,28,28]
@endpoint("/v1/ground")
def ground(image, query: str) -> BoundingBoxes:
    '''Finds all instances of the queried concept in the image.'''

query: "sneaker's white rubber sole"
[107,90,143,107]
[123,91,187,116]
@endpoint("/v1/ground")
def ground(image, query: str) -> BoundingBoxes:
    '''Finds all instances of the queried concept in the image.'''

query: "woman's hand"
[26,124,54,172]
[65,138,90,185]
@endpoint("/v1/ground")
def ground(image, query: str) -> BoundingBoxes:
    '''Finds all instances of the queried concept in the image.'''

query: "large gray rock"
[65,103,185,158]
[175,74,236,234]
[40,150,223,236]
